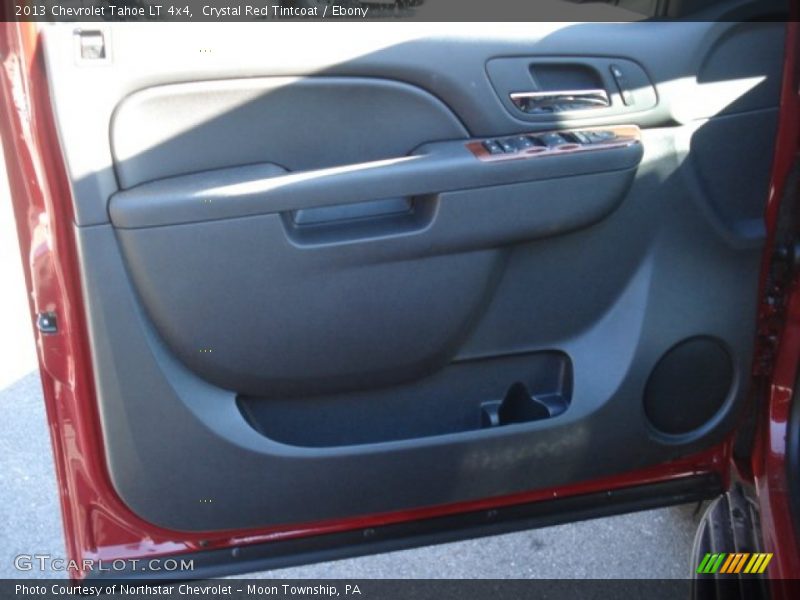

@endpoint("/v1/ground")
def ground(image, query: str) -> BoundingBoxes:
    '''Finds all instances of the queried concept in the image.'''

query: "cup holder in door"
[481,381,568,428]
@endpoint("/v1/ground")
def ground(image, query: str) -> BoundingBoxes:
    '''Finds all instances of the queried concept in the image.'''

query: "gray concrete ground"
[0,146,703,579]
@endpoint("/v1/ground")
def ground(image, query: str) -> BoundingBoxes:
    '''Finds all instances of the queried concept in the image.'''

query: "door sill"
[87,474,722,581]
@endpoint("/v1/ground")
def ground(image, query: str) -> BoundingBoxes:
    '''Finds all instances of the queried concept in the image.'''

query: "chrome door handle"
[509,89,611,113]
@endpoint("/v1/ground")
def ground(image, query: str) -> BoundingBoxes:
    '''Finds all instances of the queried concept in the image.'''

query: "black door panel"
[44,20,783,531]
[114,167,637,397]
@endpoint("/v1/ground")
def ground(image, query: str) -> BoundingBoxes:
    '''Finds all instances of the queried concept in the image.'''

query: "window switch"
[483,140,504,155]
[564,131,589,144]
[497,139,517,153]
[585,130,617,143]
[538,132,568,147]
[513,135,536,149]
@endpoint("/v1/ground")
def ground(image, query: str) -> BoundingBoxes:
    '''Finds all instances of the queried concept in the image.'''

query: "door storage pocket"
[238,351,572,448]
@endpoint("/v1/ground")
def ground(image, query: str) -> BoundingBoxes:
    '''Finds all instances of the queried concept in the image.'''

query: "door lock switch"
[609,64,635,106]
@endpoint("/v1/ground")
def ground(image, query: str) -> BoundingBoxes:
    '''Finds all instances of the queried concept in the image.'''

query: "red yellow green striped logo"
[696,553,773,574]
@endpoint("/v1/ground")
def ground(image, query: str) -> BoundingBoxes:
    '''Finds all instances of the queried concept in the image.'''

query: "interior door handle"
[509,89,611,114]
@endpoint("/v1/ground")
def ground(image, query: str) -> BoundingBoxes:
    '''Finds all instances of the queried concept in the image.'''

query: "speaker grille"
[644,337,733,435]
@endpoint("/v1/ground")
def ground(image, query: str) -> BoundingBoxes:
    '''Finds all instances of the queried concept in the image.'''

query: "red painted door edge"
[750,14,800,586]
[0,20,757,580]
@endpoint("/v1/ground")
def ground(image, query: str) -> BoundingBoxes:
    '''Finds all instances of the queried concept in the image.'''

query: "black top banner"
[1,0,793,22]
